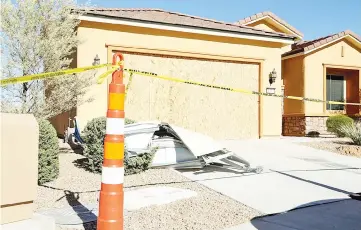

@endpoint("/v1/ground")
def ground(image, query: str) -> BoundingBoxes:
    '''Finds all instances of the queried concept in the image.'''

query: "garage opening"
[112,51,260,139]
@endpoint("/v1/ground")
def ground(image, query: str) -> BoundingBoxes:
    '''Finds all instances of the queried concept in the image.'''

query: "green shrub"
[338,122,361,146]
[306,131,320,138]
[326,115,354,137]
[82,116,154,174]
[38,119,59,184]
[125,118,136,125]
[82,117,106,172]
[124,148,156,175]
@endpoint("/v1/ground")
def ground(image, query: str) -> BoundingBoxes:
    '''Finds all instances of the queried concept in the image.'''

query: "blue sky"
[80,0,361,40]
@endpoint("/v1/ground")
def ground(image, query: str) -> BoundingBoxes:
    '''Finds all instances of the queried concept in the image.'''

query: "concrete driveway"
[178,137,361,229]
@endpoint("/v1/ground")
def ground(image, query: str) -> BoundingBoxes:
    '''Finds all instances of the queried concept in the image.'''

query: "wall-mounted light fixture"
[93,54,100,66]
[269,68,277,85]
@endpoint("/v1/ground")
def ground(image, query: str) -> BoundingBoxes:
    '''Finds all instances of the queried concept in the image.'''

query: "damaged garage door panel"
[163,125,225,157]
[124,122,262,173]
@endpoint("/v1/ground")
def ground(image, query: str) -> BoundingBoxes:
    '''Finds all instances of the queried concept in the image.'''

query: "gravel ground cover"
[36,146,262,230]
[297,138,361,157]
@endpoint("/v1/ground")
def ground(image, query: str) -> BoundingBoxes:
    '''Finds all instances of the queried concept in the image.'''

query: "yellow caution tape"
[124,73,134,100]
[96,67,118,84]
[124,68,361,106]
[2,63,359,106]
[0,63,118,86]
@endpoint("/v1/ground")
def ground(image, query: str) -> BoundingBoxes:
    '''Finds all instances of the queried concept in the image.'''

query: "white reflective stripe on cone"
[106,118,125,135]
[101,166,124,184]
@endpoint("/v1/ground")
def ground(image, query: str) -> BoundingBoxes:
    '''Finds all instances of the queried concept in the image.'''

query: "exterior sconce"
[93,54,100,66]
[269,68,277,85]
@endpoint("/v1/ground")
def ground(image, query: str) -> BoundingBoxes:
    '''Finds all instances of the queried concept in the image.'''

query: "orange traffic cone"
[97,53,125,230]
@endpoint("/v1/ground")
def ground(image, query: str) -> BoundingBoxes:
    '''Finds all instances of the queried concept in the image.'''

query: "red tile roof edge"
[75,8,297,39]
[235,11,304,38]
[282,30,361,57]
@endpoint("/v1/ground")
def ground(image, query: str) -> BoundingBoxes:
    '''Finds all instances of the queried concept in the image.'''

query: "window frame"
[326,74,346,111]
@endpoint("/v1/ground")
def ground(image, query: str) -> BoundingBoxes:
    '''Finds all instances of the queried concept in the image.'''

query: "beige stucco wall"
[282,56,305,114]
[1,113,38,224]
[281,44,293,53]
[73,21,286,138]
[304,38,361,114]
[242,20,293,53]
[247,21,283,34]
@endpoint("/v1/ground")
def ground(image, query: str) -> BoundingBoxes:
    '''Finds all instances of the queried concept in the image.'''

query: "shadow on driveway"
[271,170,351,195]
[247,170,361,230]
[250,198,361,230]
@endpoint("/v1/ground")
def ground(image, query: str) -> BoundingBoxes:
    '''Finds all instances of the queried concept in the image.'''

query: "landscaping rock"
[336,145,361,157]
[36,149,262,230]
[298,138,361,158]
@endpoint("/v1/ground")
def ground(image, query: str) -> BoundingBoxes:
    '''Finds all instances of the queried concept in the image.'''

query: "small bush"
[125,118,136,125]
[306,131,320,138]
[82,116,153,174]
[338,122,361,146]
[326,115,354,137]
[124,148,157,175]
[82,117,106,172]
[38,119,60,184]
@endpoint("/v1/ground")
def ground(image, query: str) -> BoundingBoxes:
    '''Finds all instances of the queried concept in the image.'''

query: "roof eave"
[79,13,297,45]
[282,51,304,60]
[240,15,304,39]
[282,34,361,60]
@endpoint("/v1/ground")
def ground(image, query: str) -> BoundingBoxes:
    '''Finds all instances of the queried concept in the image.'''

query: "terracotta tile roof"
[234,11,304,38]
[77,8,296,40]
[282,30,361,57]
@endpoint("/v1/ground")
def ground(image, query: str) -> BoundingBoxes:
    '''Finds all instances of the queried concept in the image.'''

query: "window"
[326,75,345,110]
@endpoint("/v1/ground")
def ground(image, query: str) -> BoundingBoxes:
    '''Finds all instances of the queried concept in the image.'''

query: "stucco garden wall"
[1,113,39,224]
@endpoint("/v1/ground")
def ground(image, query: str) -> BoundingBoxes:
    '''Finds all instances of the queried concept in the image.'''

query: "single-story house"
[282,30,361,136]
[51,8,298,139]
[50,8,360,139]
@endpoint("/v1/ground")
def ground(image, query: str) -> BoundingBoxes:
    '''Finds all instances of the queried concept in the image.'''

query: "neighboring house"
[49,8,360,139]
[282,30,361,136]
